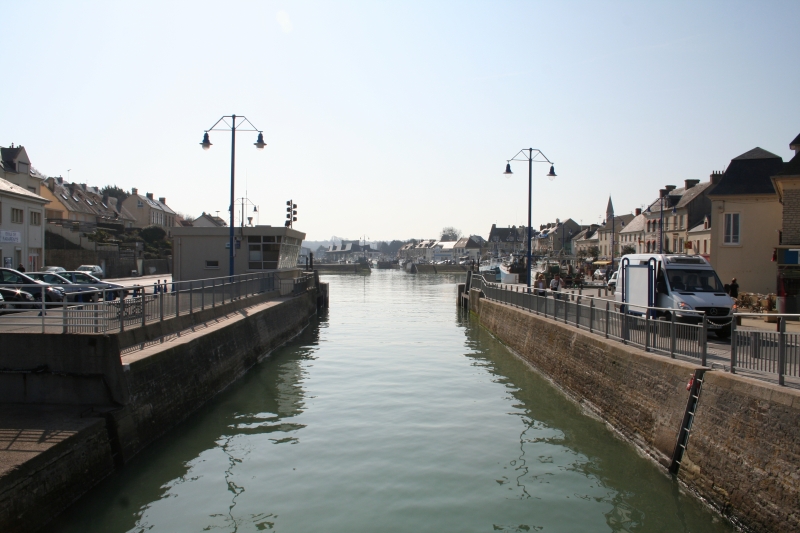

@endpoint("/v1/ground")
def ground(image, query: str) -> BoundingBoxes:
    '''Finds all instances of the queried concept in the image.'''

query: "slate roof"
[688,218,711,233]
[598,214,635,231]
[620,213,646,234]
[790,133,800,151]
[488,224,525,243]
[708,147,784,196]
[132,193,176,215]
[454,236,481,249]
[0,176,48,203]
[775,152,800,177]
[46,178,135,222]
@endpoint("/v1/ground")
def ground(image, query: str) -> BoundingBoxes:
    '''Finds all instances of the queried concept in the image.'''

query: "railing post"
[731,317,737,374]
[701,315,708,367]
[212,279,216,308]
[778,318,786,386]
[589,298,594,333]
[62,296,68,334]
[201,280,205,311]
[575,296,580,328]
[645,311,650,352]
[190,281,193,317]
[605,301,610,339]
[175,281,180,318]
[670,312,676,358]
[120,296,125,333]
[564,295,568,324]
[142,292,146,329]
[160,289,164,323]
[41,291,46,333]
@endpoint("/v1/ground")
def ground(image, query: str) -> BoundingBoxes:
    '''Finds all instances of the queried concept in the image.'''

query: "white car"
[77,264,104,279]
[593,268,607,280]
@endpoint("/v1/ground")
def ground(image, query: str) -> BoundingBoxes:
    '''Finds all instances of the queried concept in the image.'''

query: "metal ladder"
[669,369,706,475]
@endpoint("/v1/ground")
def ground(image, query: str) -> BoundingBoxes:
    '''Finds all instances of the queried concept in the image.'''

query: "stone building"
[771,132,800,312]
[708,147,784,295]
[121,188,177,231]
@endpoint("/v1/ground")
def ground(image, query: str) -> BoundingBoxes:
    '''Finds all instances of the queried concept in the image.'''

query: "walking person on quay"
[550,273,565,298]
[535,273,547,296]
[729,278,739,298]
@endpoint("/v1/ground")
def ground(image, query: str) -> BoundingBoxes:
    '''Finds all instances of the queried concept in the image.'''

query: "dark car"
[0,286,36,312]
[27,272,101,302]
[60,271,128,300]
[0,268,66,304]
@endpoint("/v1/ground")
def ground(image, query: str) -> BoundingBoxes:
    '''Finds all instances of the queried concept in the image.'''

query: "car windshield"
[31,273,70,284]
[666,268,725,293]
[73,273,97,283]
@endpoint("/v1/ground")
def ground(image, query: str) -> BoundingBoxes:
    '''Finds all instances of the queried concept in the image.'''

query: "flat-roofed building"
[172,225,305,281]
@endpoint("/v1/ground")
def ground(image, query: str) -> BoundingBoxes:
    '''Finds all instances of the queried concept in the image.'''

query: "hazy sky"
[2,1,798,242]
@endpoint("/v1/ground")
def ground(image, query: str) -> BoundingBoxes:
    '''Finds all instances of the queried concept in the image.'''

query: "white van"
[613,254,734,338]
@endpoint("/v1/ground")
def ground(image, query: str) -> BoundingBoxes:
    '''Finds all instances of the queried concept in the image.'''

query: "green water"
[54,271,731,532]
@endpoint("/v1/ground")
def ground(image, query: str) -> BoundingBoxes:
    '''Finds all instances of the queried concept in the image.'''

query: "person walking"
[535,274,547,296]
[729,278,739,298]
[550,273,565,298]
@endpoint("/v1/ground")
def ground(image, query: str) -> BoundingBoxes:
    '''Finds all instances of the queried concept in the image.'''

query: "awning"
[593,260,611,265]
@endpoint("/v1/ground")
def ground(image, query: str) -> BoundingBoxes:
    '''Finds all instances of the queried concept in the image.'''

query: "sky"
[2,1,799,243]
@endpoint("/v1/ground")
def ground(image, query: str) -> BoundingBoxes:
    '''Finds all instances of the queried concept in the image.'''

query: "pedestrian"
[17,264,25,272]
[154,280,160,295]
[535,273,547,296]
[729,278,739,298]
[550,273,565,297]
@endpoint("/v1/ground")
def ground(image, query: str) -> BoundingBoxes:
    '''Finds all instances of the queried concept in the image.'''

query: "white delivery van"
[613,254,734,338]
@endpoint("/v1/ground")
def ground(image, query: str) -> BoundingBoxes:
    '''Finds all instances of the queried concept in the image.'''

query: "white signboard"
[624,264,651,314]
[0,231,22,244]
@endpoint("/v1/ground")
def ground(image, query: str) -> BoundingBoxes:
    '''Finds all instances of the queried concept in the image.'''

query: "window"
[703,240,707,254]
[11,208,23,224]
[30,211,41,226]
[724,213,740,244]
[205,260,220,269]
[137,200,143,208]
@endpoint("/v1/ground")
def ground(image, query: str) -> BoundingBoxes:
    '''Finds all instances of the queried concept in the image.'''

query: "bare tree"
[440,227,462,242]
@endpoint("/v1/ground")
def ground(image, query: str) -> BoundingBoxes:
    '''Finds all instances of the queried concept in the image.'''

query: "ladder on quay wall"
[669,369,706,475]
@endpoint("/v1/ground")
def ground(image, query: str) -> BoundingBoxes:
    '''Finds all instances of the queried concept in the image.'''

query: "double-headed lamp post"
[504,149,557,289]
[200,115,267,277]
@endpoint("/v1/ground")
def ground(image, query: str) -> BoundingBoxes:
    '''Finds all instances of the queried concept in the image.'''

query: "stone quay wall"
[0,289,320,532]
[470,289,800,533]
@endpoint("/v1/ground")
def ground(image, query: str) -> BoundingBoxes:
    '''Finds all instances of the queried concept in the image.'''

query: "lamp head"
[254,132,267,149]
[503,163,513,176]
[547,165,557,181]
[200,132,212,150]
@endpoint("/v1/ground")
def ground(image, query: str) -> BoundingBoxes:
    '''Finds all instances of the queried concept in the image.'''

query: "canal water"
[55,271,731,533]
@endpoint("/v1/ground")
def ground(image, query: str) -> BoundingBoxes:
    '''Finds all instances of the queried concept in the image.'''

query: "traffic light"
[285,200,297,228]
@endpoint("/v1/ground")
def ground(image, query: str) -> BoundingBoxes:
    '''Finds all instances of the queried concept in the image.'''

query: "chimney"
[710,171,723,184]
[659,188,667,198]
[57,176,63,184]
[684,179,700,189]
[80,183,87,191]
[664,185,677,192]
[635,208,641,216]
[146,192,154,200]
[131,187,138,195]
[159,197,166,204]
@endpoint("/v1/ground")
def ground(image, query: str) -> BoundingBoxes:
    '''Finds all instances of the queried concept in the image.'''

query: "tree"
[577,249,589,260]
[621,245,637,255]
[440,227,462,242]
[587,246,600,260]
[100,185,130,205]
[141,225,167,244]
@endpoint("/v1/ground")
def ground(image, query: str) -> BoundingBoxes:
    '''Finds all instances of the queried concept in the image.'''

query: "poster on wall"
[3,257,12,268]
[0,230,22,244]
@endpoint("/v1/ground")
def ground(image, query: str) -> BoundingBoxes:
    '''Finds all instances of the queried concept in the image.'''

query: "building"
[487,225,526,257]
[398,239,437,262]
[0,176,49,270]
[643,179,713,254]
[0,144,43,195]
[432,240,457,262]
[687,216,712,260]
[618,211,645,254]
[172,225,304,281]
[571,225,600,257]
[708,147,784,294]
[192,212,227,227]
[121,188,177,231]
[39,178,137,249]
[453,236,482,261]
[771,132,800,312]
[534,219,582,255]
[595,213,635,260]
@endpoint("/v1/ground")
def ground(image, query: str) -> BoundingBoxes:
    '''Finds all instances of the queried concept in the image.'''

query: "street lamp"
[503,148,557,288]
[200,114,266,276]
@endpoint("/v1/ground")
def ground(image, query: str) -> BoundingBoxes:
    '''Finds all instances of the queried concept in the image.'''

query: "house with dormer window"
[121,188,177,232]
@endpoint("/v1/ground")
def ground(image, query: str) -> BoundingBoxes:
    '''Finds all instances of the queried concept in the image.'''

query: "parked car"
[76,264,104,279]
[60,271,128,299]
[43,266,66,273]
[0,287,36,312]
[27,272,100,302]
[0,268,66,304]
[593,268,607,280]
[607,271,618,294]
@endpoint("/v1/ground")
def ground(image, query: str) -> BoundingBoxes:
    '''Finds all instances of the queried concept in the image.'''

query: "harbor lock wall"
[470,289,800,533]
[0,289,320,533]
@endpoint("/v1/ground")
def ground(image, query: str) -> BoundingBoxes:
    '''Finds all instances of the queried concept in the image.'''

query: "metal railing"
[471,274,709,362]
[468,274,800,386]
[0,271,316,334]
